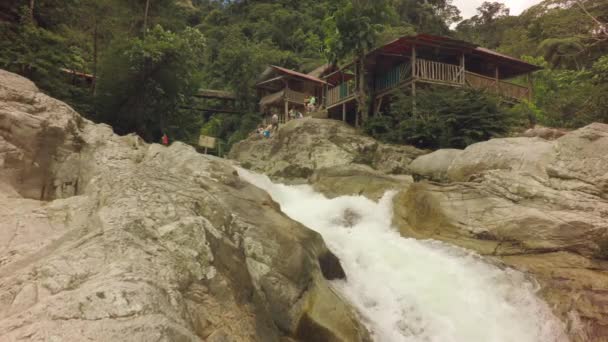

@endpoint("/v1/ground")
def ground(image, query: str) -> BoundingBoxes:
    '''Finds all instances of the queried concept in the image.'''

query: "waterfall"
[238,169,568,342]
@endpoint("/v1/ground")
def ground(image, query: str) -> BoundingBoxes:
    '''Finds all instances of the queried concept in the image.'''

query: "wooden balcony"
[326,81,356,107]
[414,59,465,85]
[465,72,530,101]
[325,59,531,109]
[375,62,411,92]
[285,88,308,104]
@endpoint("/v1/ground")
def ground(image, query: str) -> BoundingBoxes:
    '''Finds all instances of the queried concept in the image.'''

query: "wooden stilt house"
[256,65,328,123]
[322,34,542,125]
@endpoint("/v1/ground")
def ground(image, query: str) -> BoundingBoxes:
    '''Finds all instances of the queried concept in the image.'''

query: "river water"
[238,169,568,342]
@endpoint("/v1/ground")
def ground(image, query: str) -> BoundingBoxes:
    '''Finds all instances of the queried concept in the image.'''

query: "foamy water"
[238,169,568,342]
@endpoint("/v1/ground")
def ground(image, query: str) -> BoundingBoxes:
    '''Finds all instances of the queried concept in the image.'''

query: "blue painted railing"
[375,63,410,92]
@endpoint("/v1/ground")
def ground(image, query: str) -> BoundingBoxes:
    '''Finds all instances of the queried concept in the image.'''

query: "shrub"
[364,86,515,149]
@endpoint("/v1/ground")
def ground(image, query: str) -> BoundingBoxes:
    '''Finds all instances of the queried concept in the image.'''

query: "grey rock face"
[310,164,412,200]
[229,118,426,200]
[395,125,608,342]
[229,118,427,182]
[0,70,370,342]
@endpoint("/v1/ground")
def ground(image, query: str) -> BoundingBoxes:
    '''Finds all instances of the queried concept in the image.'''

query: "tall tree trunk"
[140,0,151,139]
[356,56,369,125]
[92,17,98,96]
[143,0,151,37]
[29,0,35,20]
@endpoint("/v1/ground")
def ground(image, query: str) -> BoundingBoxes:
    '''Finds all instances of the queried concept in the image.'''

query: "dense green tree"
[364,87,517,149]
[456,2,511,49]
[95,25,206,142]
[392,0,461,35]
[455,0,607,130]
[514,55,608,128]
[324,0,397,123]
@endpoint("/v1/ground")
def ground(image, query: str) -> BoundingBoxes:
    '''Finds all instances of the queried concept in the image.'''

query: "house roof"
[259,89,285,107]
[307,64,337,78]
[368,34,541,78]
[270,65,327,84]
[372,34,477,56]
[323,70,355,86]
[472,47,539,69]
[256,65,327,88]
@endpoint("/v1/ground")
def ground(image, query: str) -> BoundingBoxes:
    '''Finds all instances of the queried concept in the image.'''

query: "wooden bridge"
[189,89,240,114]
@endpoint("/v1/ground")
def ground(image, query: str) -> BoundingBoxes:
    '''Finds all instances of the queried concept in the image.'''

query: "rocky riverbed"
[0,70,369,342]
[232,117,608,342]
[2,68,608,342]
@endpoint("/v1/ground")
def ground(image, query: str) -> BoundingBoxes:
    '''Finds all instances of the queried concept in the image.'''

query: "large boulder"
[547,123,608,196]
[310,164,413,200]
[229,118,427,183]
[446,137,556,182]
[394,125,608,341]
[0,70,370,342]
[408,148,463,182]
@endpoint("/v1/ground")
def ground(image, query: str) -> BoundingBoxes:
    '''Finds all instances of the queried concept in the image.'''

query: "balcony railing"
[465,72,530,101]
[284,88,308,104]
[414,58,465,85]
[326,81,356,107]
[375,63,411,92]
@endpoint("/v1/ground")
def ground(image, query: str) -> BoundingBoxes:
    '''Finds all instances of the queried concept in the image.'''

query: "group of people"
[289,107,304,120]
[253,95,318,139]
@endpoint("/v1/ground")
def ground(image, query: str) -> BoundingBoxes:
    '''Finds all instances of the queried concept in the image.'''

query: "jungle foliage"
[0,0,606,148]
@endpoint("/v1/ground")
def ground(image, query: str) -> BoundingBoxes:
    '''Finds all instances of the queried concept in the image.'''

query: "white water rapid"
[237,169,568,342]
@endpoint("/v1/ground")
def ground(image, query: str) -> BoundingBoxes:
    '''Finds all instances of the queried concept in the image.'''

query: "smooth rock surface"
[310,164,413,200]
[0,70,370,342]
[446,137,556,182]
[408,148,463,182]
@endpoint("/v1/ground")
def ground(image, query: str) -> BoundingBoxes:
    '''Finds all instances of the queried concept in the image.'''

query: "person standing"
[161,133,169,145]
[309,96,316,110]
[271,113,279,131]
[306,96,316,112]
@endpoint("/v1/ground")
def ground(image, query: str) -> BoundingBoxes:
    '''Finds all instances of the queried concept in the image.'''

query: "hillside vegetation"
[0,0,606,147]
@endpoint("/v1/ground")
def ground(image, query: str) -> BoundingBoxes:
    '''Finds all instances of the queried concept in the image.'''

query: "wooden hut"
[322,34,542,125]
[256,65,328,123]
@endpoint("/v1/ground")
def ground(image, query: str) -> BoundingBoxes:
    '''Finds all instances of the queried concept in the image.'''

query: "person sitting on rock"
[250,125,263,138]
[263,124,273,138]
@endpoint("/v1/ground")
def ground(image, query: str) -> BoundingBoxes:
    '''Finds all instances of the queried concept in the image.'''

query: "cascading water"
[237,169,568,342]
